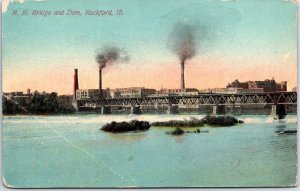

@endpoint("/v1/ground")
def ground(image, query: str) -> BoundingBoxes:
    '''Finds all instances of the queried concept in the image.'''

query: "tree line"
[2,91,75,115]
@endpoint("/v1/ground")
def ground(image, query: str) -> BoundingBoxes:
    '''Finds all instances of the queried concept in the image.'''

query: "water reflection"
[174,135,185,143]
[271,120,297,153]
[106,132,147,143]
[275,119,297,135]
[276,120,287,130]
[275,119,287,134]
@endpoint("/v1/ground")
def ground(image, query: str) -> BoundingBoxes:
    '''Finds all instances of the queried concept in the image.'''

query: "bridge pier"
[167,105,179,114]
[101,106,111,114]
[71,100,79,111]
[272,105,287,119]
[271,105,276,117]
[212,105,226,115]
[226,105,241,114]
[131,106,142,114]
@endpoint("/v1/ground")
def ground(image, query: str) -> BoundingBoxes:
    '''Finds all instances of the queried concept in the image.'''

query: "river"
[2,114,297,188]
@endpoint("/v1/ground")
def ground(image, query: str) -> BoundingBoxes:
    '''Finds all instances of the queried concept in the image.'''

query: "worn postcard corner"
[2,0,298,188]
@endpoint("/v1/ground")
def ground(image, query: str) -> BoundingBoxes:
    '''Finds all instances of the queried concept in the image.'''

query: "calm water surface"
[2,114,297,188]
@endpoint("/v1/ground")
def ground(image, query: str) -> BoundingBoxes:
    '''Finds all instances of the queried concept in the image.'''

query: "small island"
[100,115,243,134]
[166,127,209,135]
[152,115,243,128]
[101,120,151,133]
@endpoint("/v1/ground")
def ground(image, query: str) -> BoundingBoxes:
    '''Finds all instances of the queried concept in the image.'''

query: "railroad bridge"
[72,91,297,117]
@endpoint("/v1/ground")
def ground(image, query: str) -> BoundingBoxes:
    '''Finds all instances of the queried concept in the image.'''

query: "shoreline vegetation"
[2,91,75,115]
[100,116,244,133]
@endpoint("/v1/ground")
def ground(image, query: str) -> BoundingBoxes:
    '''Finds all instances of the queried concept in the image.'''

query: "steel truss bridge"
[77,92,297,108]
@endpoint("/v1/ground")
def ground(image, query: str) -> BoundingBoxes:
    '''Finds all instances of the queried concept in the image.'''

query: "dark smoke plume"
[96,46,129,69]
[167,22,197,62]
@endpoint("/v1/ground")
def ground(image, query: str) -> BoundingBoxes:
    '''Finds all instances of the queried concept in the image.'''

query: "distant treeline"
[2,91,75,115]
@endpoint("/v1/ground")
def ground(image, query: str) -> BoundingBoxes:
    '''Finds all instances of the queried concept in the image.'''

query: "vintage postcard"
[2,0,298,188]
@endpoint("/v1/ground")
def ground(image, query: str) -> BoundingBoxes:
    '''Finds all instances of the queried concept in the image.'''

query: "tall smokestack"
[180,60,185,90]
[73,69,79,99]
[99,68,102,98]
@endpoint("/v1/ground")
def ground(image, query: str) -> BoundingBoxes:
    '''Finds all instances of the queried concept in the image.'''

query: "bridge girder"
[76,92,297,108]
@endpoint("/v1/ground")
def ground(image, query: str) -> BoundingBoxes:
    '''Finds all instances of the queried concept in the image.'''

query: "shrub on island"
[101,120,151,133]
[202,115,243,127]
[166,127,185,135]
[152,115,243,128]
[186,129,209,133]
[151,117,204,127]
[167,128,210,135]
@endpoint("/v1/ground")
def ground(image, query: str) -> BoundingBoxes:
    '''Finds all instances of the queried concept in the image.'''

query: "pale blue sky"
[2,0,298,93]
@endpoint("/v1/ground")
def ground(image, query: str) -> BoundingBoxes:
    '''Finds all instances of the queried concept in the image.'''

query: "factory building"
[226,78,287,92]
[3,92,24,97]
[109,87,156,98]
[3,90,32,98]
[157,88,199,95]
[76,89,101,100]
[153,88,199,109]
[203,87,264,94]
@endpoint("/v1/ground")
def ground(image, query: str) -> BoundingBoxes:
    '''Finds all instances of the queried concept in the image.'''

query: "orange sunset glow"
[3,54,297,95]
